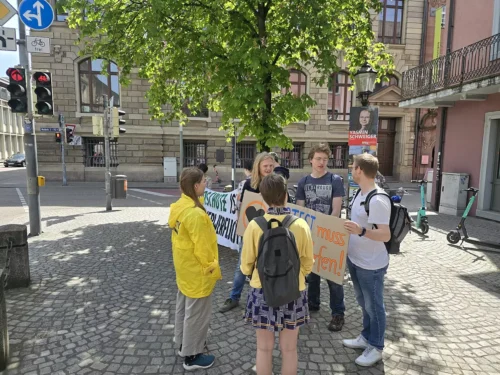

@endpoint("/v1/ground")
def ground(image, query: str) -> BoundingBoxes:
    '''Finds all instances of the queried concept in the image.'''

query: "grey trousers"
[174,290,212,357]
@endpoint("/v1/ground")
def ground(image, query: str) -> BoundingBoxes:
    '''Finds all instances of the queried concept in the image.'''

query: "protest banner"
[237,191,350,285]
[204,189,239,250]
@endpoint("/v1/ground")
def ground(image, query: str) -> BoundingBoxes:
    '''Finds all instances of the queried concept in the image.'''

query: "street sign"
[40,127,59,132]
[27,35,50,54]
[19,0,54,30]
[92,116,103,136]
[0,0,17,26]
[0,26,16,51]
[24,119,33,133]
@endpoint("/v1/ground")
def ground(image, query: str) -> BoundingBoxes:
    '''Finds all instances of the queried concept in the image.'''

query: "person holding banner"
[219,152,275,313]
[295,143,347,332]
[240,174,314,375]
[343,154,391,367]
[169,168,222,370]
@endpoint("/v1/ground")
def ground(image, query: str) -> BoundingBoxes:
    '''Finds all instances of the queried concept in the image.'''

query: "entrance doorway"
[378,118,396,177]
[492,126,500,212]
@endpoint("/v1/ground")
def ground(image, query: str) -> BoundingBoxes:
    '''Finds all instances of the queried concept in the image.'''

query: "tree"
[63,0,393,150]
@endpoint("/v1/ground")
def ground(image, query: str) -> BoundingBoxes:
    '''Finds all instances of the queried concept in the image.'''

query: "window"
[328,72,353,121]
[182,99,209,118]
[328,143,348,169]
[78,58,120,113]
[84,138,118,167]
[184,141,207,167]
[286,69,307,96]
[373,74,399,92]
[378,0,404,44]
[280,144,303,169]
[236,143,256,168]
[55,0,68,21]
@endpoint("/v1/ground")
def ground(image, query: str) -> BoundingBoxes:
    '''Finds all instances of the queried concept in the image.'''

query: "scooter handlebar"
[462,187,479,193]
[410,180,428,184]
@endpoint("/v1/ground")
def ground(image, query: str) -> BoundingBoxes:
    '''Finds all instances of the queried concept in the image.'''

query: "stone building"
[30,0,424,182]
[0,78,24,161]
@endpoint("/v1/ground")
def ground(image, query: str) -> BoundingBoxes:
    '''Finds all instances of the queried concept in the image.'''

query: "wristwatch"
[359,227,366,237]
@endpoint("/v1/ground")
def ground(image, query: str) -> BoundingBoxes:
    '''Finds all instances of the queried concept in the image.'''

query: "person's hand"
[344,220,362,235]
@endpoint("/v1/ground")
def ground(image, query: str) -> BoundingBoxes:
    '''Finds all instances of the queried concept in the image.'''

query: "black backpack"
[352,189,413,254]
[253,215,301,308]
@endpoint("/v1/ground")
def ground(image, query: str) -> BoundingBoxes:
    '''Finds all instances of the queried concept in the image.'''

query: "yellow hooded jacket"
[168,194,222,298]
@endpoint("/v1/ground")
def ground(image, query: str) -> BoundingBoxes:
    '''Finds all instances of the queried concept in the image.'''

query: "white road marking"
[128,194,163,206]
[16,188,29,213]
[128,188,175,197]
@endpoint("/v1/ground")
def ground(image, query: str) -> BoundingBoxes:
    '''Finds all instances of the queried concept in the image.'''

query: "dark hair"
[260,174,287,207]
[353,154,379,179]
[180,167,206,212]
[269,152,279,163]
[308,143,331,160]
[198,163,208,174]
[243,159,253,172]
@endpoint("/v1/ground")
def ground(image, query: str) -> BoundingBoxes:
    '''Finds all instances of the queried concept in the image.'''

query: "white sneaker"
[251,364,274,374]
[355,346,383,367]
[342,335,369,349]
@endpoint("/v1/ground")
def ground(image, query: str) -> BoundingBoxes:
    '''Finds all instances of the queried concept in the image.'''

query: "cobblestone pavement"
[1,186,500,375]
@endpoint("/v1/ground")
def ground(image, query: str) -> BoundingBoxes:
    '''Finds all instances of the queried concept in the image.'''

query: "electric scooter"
[446,187,500,249]
[410,179,429,234]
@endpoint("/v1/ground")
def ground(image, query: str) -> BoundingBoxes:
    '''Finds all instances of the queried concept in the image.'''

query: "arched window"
[78,58,120,113]
[373,74,399,92]
[288,69,307,96]
[328,71,352,121]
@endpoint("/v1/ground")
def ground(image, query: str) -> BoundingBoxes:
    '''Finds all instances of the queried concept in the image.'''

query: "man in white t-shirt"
[342,154,391,367]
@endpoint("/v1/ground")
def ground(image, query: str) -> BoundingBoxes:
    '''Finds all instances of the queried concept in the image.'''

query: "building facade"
[0,79,24,161]
[29,0,424,183]
[401,0,500,220]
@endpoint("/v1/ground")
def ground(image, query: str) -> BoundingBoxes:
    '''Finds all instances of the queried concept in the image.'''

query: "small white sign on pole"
[0,26,16,51]
[26,36,51,54]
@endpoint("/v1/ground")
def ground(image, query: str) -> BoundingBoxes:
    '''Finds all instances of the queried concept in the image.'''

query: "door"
[492,128,500,212]
[377,118,396,177]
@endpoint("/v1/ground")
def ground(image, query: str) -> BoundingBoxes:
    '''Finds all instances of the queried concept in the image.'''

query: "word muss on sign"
[237,192,350,285]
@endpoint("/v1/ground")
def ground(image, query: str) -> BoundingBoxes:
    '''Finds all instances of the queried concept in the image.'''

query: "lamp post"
[354,62,378,106]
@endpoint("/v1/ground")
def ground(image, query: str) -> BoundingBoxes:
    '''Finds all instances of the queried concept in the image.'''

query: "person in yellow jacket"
[168,167,222,371]
[240,174,314,375]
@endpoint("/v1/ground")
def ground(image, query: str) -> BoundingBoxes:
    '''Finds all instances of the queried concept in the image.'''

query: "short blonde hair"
[353,154,379,179]
[251,152,275,190]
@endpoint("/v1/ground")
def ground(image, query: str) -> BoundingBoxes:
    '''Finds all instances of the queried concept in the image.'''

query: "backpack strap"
[281,215,298,229]
[362,189,392,230]
[254,216,269,233]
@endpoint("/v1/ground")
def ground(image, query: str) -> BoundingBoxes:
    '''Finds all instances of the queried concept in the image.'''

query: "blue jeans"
[307,273,345,316]
[229,242,246,302]
[347,257,388,350]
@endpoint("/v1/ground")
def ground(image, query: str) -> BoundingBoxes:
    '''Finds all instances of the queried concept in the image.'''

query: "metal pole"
[18,0,41,236]
[59,113,67,186]
[103,95,112,211]
[179,123,183,179]
[231,124,236,190]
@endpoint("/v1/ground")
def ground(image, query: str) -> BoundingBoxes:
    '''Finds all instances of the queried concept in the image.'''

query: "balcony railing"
[402,33,500,100]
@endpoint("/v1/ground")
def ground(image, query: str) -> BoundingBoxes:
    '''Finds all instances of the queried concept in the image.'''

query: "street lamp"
[354,62,377,106]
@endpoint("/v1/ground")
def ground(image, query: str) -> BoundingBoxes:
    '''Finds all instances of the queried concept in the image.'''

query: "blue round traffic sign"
[19,0,54,31]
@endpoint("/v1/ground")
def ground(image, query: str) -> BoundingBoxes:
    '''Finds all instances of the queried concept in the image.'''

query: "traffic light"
[112,107,126,136]
[55,132,62,143]
[6,68,28,113]
[66,127,74,144]
[33,72,54,115]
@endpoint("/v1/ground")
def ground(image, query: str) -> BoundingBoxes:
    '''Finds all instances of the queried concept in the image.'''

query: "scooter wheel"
[447,230,461,244]
[421,222,429,235]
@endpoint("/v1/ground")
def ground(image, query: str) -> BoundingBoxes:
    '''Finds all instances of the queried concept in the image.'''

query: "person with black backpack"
[342,154,391,367]
[240,174,313,375]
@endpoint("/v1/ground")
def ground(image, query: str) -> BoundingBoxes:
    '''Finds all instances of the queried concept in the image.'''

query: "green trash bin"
[112,175,127,199]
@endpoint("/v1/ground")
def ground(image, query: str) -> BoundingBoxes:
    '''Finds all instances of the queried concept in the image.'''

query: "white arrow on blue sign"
[19,0,54,31]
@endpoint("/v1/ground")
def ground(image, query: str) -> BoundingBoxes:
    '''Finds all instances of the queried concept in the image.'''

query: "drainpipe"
[434,0,455,208]
[412,0,429,180]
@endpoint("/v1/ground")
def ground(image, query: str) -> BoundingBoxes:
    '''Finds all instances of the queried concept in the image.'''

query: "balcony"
[400,33,500,108]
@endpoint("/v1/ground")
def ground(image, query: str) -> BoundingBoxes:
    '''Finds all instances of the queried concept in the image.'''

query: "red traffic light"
[6,68,24,82]
[33,72,51,84]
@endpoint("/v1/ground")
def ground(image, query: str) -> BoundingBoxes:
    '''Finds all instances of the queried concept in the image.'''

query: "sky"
[0,0,22,77]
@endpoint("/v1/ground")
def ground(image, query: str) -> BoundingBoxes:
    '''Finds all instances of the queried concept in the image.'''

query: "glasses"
[313,157,329,162]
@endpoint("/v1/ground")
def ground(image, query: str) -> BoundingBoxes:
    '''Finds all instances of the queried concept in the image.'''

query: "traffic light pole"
[103,95,112,211]
[58,113,67,186]
[17,0,41,236]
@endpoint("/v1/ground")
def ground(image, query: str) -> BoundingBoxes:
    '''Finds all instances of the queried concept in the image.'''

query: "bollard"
[0,225,30,289]
[0,268,9,370]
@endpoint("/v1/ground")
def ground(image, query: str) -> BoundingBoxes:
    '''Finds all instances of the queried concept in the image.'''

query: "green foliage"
[62,0,394,150]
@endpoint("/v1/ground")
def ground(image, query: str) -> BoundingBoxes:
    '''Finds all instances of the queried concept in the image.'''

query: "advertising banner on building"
[236,191,350,285]
[203,189,240,251]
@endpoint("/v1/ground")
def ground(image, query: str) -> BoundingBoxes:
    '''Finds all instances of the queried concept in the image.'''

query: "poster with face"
[348,107,379,146]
